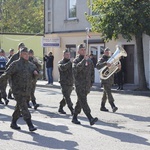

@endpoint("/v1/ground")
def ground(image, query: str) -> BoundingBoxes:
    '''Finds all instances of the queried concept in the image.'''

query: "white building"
[44,0,150,87]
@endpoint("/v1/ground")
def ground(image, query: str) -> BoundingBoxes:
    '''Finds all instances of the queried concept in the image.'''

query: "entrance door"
[123,45,134,84]
[89,44,105,83]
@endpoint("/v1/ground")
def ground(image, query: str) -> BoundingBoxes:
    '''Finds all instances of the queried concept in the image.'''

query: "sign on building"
[41,37,60,47]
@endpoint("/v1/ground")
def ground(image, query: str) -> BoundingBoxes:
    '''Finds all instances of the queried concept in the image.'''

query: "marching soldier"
[58,49,74,115]
[96,48,121,112]
[0,47,38,131]
[28,49,41,110]
[72,44,98,126]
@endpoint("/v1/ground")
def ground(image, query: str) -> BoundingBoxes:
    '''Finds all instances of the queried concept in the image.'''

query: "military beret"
[77,44,85,50]
[20,47,28,53]
[9,48,14,53]
[104,47,110,52]
[28,49,34,54]
[18,42,25,48]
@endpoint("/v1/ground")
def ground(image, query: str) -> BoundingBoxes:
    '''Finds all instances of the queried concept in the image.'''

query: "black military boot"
[72,114,80,124]
[25,119,37,131]
[0,94,4,105]
[58,106,66,114]
[8,89,14,99]
[27,102,32,108]
[10,119,21,130]
[110,102,118,113]
[4,98,9,106]
[32,99,39,110]
[86,113,98,126]
[100,102,109,112]
[68,106,74,115]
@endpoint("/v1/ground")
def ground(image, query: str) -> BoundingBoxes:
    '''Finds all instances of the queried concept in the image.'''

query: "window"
[67,0,76,19]
[90,0,98,16]
[66,44,76,58]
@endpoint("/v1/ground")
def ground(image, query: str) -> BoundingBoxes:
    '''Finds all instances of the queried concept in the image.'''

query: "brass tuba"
[99,45,127,80]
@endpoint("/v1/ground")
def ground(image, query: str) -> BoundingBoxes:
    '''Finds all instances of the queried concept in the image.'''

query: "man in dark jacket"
[58,49,74,115]
[44,52,54,85]
[72,44,98,126]
[96,48,121,113]
[0,47,38,132]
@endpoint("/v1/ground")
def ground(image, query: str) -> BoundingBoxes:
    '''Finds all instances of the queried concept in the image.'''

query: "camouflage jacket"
[96,54,114,85]
[58,58,73,86]
[0,57,37,96]
[29,56,42,71]
[73,55,94,93]
[6,52,19,68]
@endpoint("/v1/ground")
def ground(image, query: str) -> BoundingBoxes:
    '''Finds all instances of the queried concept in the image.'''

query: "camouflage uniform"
[6,52,20,99]
[72,54,98,125]
[28,56,41,109]
[58,58,74,114]
[96,54,117,112]
[0,57,37,121]
[0,53,9,105]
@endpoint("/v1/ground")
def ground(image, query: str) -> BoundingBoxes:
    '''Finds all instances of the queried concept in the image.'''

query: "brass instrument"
[99,45,127,80]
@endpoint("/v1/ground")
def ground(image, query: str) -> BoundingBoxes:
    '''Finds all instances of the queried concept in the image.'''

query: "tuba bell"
[99,45,127,80]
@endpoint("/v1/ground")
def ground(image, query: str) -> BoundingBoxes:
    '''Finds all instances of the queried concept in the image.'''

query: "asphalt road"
[0,85,150,150]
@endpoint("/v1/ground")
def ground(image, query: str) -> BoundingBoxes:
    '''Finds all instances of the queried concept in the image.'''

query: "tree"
[86,0,150,90]
[0,0,44,34]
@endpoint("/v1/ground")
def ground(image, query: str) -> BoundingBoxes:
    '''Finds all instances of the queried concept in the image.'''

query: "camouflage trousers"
[74,86,91,115]
[101,84,115,108]
[0,79,7,99]
[12,94,31,121]
[30,79,37,101]
[60,84,73,108]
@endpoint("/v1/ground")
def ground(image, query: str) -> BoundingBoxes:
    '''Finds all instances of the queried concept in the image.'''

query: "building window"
[66,44,76,58]
[67,0,76,19]
[47,0,50,10]
[48,12,51,21]
[48,24,51,32]
[90,0,98,16]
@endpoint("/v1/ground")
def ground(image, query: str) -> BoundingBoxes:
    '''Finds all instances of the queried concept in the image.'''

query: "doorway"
[89,44,105,83]
[123,45,135,84]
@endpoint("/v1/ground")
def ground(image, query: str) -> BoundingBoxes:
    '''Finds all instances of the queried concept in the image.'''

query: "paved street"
[0,82,150,150]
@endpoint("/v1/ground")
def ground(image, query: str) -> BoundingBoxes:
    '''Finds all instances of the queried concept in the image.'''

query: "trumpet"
[99,45,127,80]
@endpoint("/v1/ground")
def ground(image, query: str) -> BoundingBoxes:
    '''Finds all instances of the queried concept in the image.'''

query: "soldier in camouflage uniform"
[28,49,41,110]
[72,44,98,126]
[0,49,9,105]
[0,47,38,131]
[96,48,121,113]
[58,49,74,115]
[6,42,25,100]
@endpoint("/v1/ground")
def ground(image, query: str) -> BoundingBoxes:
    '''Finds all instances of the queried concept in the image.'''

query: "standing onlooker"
[0,49,9,105]
[72,44,98,126]
[28,49,41,109]
[96,48,121,112]
[116,56,126,90]
[44,52,54,85]
[0,47,38,131]
[58,49,74,115]
[89,53,96,67]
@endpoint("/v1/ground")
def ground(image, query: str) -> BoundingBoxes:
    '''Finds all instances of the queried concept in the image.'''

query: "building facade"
[44,0,150,87]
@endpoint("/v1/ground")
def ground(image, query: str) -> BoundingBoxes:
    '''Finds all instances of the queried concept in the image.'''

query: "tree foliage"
[0,0,44,34]
[86,0,150,41]
[86,0,150,90]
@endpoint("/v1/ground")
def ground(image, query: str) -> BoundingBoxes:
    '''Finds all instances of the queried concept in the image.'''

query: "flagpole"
[86,27,90,54]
